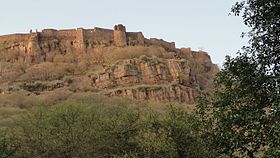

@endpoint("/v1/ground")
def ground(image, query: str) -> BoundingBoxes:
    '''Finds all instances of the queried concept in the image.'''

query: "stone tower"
[76,28,86,52]
[27,32,44,63]
[27,32,40,54]
[114,24,127,47]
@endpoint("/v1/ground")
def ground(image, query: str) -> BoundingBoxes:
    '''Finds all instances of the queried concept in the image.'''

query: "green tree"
[132,105,211,158]
[198,0,280,157]
[162,106,210,158]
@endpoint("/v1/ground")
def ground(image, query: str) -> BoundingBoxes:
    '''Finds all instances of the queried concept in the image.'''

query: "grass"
[16,62,76,82]
[0,107,26,128]
[0,88,72,108]
[104,46,166,64]
[82,46,166,66]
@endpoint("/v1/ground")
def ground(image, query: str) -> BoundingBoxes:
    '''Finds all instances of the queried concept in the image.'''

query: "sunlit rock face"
[0,24,218,104]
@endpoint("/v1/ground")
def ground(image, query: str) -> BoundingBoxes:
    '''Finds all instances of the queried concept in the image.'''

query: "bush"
[62,76,73,84]
[139,55,148,62]
[1,95,213,157]
[20,82,47,92]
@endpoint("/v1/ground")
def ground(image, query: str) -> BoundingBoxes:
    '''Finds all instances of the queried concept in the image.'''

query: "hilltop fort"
[0,24,218,105]
[0,24,175,60]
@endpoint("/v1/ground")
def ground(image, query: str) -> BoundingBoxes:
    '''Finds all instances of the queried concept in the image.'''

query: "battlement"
[114,24,126,32]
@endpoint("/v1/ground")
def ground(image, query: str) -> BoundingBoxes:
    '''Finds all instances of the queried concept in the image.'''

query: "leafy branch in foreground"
[198,0,280,157]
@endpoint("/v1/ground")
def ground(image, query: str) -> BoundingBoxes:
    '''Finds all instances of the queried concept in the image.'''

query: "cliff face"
[0,24,218,104]
[94,58,194,103]
[92,54,217,103]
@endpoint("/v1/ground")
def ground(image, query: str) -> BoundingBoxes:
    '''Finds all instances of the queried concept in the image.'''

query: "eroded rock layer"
[92,56,217,103]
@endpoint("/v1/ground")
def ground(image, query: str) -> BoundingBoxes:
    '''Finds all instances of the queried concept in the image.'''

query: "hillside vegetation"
[0,94,211,158]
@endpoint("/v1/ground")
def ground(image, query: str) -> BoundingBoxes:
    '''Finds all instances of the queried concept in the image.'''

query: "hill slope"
[0,24,218,106]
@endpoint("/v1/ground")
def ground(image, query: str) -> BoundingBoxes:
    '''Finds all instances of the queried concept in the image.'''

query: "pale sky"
[0,0,248,66]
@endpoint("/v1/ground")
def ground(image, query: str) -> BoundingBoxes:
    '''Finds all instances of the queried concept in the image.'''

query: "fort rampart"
[0,24,176,52]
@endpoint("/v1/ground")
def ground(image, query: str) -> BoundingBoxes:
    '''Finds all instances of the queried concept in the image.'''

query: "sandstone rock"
[94,57,193,89]
[92,55,217,104]
[105,85,195,103]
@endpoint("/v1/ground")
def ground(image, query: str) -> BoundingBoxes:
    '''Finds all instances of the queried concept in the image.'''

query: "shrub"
[124,64,133,71]
[20,82,47,92]
[139,55,148,62]
[62,76,73,84]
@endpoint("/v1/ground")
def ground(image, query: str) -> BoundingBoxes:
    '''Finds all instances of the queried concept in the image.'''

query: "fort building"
[0,24,176,54]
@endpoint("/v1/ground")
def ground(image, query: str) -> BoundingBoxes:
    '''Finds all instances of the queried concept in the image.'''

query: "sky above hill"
[0,0,248,66]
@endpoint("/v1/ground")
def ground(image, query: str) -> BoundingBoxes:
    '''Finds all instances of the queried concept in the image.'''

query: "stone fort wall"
[0,24,176,51]
[84,28,114,45]
[0,34,30,43]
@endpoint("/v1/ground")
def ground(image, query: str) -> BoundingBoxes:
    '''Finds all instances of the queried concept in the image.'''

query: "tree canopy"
[197,0,280,157]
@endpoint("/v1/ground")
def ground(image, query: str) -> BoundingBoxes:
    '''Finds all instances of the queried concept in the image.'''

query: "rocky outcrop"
[20,81,64,93]
[105,85,195,103]
[94,58,193,89]
[92,55,217,103]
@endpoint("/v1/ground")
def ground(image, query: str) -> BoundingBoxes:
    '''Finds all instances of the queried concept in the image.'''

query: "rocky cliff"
[93,52,218,103]
[0,24,218,105]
